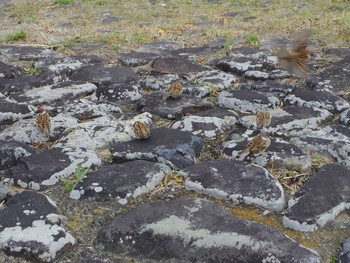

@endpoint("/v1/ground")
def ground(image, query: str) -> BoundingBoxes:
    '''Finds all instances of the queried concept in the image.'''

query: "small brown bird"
[256,111,272,129]
[36,107,51,138]
[164,82,183,99]
[240,132,271,156]
[277,30,314,78]
[133,121,151,139]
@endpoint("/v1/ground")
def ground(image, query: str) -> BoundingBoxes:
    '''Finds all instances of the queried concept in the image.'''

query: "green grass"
[245,35,260,46]
[60,165,90,191]
[54,0,75,5]
[6,31,27,41]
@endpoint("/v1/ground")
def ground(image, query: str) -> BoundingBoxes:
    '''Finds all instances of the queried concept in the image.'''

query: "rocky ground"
[1,1,350,263]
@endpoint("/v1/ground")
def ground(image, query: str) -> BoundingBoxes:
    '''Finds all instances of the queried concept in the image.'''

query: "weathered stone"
[0,45,59,62]
[0,140,35,170]
[77,258,123,263]
[0,61,22,79]
[111,127,202,169]
[70,160,170,204]
[169,46,220,58]
[261,106,332,137]
[152,57,208,75]
[324,48,350,57]
[92,83,141,102]
[117,52,162,67]
[54,113,152,150]
[285,89,349,113]
[172,108,238,138]
[340,109,350,126]
[95,198,321,263]
[218,89,280,113]
[70,65,138,86]
[137,91,214,119]
[290,125,350,167]
[0,98,33,125]
[222,129,311,171]
[188,70,238,91]
[0,183,11,202]
[307,56,350,95]
[0,113,79,143]
[239,79,296,98]
[0,191,75,262]
[283,163,350,232]
[340,239,350,263]
[184,160,285,211]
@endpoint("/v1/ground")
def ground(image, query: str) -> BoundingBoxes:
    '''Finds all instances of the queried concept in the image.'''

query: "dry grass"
[1,0,349,54]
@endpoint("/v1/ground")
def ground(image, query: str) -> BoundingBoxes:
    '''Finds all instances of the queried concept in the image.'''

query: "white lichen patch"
[24,83,97,104]
[188,70,238,90]
[172,115,237,138]
[0,220,76,262]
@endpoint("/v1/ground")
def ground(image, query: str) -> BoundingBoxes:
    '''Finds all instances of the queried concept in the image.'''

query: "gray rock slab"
[324,48,350,57]
[0,183,11,202]
[171,108,238,139]
[188,70,239,91]
[261,106,332,137]
[0,98,33,125]
[290,125,350,167]
[54,99,122,121]
[340,109,350,126]
[117,51,162,67]
[92,82,141,102]
[169,46,220,58]
[70,65,138,86]
[307,56,350,95]
[340,239,350,263]
[283,163,350,232]
[238,80,297,98]
[111,127,202,169]
[0,113,79,143]
[284,89,349,113]
[0,45,60,62]
[137,90,214,119]
[0,140,35,170]
[54,113,152,150]
[95,198,321,263]
[218,89,280,113]
[222,130,311,171]
[77,258,123,263]
[0,191,75,262]
[70,160,171,204]
[0,61,22,79]
[183,160,285,212]
[152,57,208,75]
[3,146,101,190]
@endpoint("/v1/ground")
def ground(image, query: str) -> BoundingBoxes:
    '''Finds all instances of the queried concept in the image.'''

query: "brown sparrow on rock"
[239,132,271,157]
[133,121,151,139]
[256,111,272,129]
[164,82,183,99]
[36,107,51,138]
[277,30,314,78]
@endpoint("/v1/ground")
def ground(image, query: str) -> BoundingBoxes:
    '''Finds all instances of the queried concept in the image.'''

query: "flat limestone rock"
[307,56,350,95]
[3,147,101,190]
[290,125,350,167]
[137,90,214,119]
[111,127,202,169]
[239,80,297,98]
[70,160,171,205]
[70,65,138,86]
[95,198,321,263]
[283,163,350,232]
[262,106,332,137]
[218,89,280,114]
[0,191,75,262]
[284,89,349,113]
[0,140,35,170]
[223,132,311,172]
[172,108,238,138]
[92,82,141,102]
[152,57,208,75]
[0,45,60,62]
[0,98,33,125]
[340,109,350,126]
[183,160,285,212]
[340,239,350,263]
[117,51,162,67]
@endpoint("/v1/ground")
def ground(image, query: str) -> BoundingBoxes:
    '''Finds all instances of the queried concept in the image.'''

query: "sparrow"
[277,30,314,78]
[36,107,51,138]
[133,121,151,139]
[256,111,272,129]
[164,82,183,99]
[239,132,271,156]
